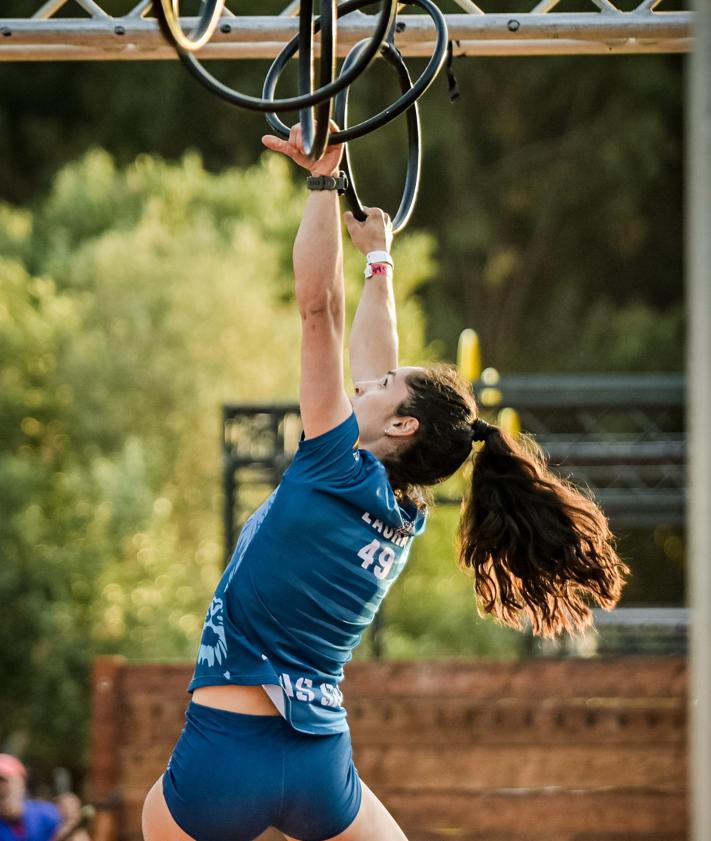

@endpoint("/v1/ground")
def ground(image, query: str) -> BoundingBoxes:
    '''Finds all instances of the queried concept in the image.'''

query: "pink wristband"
[364,261,393,280]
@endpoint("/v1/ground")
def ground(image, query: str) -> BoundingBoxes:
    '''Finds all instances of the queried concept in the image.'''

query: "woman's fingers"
[363,207,392,231]
[343,211,360,235]
[261,135,288,151]
[261,134,311,170]
[289,124,306,155]
[262,134,297,161]
[262,128,304,157]
[264,123,346,175]
[363,206,383,221]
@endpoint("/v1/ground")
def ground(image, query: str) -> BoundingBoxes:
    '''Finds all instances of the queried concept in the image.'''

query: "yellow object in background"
[480,366,500,385]
[480,387,503,407]
[497,407,522,440]
[457,329,481,382]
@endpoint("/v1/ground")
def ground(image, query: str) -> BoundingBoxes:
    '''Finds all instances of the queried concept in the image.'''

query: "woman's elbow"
[296,285,343,323]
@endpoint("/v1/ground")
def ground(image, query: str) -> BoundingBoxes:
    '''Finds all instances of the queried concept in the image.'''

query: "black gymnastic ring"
[154,0,225,54]
[308,0,336,161]
[336,40,421,234]
[297,0,320,159]
[264,0,448,145]
[176,0,397,114]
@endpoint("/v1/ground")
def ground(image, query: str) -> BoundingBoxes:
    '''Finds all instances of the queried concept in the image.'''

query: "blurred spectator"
[0,755,90,841]
[54,794,91,841]
[0,754,61,841]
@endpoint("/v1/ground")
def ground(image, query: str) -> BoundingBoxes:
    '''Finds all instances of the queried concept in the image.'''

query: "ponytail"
[458,427,629,638]
[385,366,629,638]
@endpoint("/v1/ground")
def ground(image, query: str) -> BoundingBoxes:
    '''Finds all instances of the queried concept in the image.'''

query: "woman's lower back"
[192,684,280,716]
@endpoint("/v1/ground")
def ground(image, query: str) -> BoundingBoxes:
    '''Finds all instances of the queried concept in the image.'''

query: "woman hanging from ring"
[142,125,628,841]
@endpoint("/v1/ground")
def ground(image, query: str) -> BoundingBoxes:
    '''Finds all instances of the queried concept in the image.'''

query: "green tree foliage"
[347,51,684,372]
[1,148,509,779]
[0,31,683,373]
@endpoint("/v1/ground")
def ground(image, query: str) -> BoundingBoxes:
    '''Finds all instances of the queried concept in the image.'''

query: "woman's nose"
[354,380,371,396]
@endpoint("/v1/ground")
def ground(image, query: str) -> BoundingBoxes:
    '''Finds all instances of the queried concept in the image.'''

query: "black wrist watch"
[306,171,349,196]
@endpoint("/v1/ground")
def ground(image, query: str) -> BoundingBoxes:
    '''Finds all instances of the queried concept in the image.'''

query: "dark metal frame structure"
[0,1,693,61]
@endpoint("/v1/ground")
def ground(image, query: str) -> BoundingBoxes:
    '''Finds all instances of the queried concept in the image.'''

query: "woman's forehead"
[391,366,425,400]
[395,365,425,380]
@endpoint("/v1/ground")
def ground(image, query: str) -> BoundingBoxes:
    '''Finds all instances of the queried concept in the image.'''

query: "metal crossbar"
[0,0,693,60]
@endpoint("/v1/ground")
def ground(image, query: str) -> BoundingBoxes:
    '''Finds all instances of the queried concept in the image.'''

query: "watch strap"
[306,171,349,195]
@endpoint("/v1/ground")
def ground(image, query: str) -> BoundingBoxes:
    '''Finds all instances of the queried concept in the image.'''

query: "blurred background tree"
[0,148,440,780]
[0,2,684,374]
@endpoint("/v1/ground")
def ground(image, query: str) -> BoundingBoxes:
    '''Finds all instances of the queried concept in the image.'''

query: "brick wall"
[90,657,687,841]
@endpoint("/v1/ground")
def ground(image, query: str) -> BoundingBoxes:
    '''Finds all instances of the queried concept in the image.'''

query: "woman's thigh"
[283,778,408,841]
[142,775,195,841]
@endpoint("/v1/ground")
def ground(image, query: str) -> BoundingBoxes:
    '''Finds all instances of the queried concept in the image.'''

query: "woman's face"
[351,365,424,449]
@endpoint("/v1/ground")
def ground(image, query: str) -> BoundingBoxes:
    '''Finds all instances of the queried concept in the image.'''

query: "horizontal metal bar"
[0,39,692,60]
[224,377,685,419]
[425,38,691,56]
[540,439,686,465]
[479,374,685,409]
[0,40,691,60]
[439,487,685,506]
[1,13,692,42]
[225,403,299,416]
[0,12,693,60]
[593,607,690,626]
[435,492,686,520]
[491,374,685,392]
[596,485,685,504]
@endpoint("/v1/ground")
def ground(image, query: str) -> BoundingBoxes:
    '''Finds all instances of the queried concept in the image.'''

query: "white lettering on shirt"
[361,510,413,548]
[279,672,344,708]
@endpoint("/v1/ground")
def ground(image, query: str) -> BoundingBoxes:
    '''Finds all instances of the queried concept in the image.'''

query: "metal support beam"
[687,2,711,839]
[0,9,693,61]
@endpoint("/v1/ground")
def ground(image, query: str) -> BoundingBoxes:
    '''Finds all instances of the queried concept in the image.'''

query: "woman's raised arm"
[345,208,398,383]
[262,127,352,439]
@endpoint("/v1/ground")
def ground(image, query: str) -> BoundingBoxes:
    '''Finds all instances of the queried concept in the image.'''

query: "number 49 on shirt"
[357,539,396,580]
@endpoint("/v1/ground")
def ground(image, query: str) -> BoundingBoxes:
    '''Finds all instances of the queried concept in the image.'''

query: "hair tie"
[470,417,495,443]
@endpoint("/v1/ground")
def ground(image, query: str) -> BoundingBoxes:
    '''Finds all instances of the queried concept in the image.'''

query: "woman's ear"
[385,416,419,438]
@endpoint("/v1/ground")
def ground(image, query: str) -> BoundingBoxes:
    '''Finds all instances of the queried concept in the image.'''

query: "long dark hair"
[383,366,629,638]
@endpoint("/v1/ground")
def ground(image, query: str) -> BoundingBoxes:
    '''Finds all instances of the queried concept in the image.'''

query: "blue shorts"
[162,700,363,841]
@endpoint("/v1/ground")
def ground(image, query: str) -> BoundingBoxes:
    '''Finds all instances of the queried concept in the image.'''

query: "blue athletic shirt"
[188,412,426,735]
